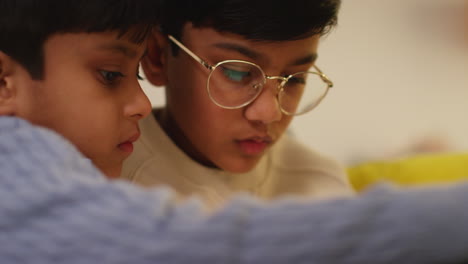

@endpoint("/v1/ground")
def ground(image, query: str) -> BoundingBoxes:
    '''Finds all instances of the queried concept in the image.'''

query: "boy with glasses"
[121,0,353,210]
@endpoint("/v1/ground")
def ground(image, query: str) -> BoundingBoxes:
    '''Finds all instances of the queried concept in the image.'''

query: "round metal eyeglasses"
[168,35,334,116]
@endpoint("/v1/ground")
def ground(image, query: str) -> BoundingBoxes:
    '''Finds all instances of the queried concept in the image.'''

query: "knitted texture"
[1,116,468,263]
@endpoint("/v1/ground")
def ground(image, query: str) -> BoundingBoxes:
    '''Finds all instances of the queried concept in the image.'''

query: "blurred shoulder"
[267,134,354,197]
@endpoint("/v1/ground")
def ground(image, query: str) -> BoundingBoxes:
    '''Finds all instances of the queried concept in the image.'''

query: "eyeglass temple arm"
[313,65,333,88]
[167,35,212,70]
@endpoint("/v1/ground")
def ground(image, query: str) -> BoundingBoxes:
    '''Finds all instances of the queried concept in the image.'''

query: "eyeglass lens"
[207,61,329,115]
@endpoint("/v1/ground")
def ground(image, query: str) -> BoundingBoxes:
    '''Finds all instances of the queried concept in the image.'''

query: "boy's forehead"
[211,41,318,65]
[96,42,140,58]
[183,25,320,66]
[87,32,146,54]
[52,32,145,56]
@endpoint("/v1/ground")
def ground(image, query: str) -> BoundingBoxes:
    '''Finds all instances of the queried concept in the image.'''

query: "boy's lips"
[118,132,140,154]
[236,136,273,155]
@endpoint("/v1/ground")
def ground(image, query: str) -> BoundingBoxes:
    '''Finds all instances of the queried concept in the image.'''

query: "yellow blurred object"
[347,153,468,192]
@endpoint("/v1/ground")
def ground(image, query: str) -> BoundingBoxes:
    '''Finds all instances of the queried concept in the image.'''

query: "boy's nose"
[126,83,152,121]
[243,82,282,124]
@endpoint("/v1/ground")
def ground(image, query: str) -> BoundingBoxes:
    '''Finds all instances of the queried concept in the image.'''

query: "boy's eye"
[287,76,306,85]
[222,67,251,82]
[99,70,124,82]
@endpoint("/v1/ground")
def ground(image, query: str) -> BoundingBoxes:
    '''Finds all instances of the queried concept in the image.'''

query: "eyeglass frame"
[167,34,334,116]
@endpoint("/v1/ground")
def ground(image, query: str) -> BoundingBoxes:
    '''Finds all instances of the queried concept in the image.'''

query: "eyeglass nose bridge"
[265,75,289,93]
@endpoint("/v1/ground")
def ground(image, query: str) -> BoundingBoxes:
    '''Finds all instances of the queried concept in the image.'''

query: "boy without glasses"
[0,0,159,178]
[122,0,354,209]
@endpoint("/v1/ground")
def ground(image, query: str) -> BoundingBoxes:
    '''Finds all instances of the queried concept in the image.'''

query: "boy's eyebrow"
[212,42,317,66]
[213,43,261,60]
[98,43,139,58]
[291,54,318,66]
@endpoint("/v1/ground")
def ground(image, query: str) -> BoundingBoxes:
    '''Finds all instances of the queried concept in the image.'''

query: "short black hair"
[160,0,341,42]
[0,0,161,79]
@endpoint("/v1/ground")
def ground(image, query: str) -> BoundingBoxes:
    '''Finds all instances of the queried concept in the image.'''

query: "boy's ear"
[0,51,17,115]
[141,30,169,86]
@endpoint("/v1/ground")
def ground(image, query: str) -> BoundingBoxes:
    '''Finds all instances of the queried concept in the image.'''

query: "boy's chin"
[220,158,261,174]
[98,165,122,179]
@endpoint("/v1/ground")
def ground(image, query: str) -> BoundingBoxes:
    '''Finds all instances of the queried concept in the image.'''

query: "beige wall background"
[141,0,468,165]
